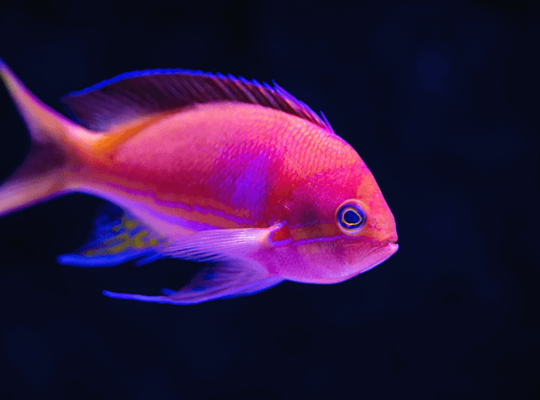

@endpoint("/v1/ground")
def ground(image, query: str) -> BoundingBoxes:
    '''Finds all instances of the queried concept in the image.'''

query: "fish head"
[280,155,398,284]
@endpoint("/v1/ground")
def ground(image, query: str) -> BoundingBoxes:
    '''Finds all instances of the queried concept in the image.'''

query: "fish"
[0,56,398,305]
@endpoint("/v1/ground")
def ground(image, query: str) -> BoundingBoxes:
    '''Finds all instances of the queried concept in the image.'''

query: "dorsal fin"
[61,69,334,133]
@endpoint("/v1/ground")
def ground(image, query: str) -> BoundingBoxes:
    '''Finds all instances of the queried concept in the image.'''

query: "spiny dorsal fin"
[61,69,334,133]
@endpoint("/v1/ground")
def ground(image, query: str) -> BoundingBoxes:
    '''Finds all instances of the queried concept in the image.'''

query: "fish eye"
[336,201,366,234]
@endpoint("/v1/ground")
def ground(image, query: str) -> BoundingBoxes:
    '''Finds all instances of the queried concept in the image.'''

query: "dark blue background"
[0,0,538,399]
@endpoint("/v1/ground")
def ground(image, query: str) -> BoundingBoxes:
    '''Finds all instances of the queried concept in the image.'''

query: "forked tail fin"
[0,58,91,217]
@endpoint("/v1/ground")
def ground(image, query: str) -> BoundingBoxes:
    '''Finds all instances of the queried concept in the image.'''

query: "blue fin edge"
[65,68,224,98]
[57,252,149,267]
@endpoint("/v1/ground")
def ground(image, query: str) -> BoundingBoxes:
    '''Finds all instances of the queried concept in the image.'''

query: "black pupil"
[343,209,361,225]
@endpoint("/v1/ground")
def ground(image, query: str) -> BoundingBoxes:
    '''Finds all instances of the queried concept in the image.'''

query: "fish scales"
[82,103,351,229]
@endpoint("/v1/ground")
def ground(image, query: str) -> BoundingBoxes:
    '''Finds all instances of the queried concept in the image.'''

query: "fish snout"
[380,233,398,247]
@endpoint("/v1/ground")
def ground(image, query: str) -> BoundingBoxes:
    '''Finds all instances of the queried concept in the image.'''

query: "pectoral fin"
[162,227,274,262]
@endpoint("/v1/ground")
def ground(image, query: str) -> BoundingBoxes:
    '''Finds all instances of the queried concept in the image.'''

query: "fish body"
[0,57,398,304]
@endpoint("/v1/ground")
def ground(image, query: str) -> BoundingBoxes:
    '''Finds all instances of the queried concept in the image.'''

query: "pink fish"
[0,57,398,304]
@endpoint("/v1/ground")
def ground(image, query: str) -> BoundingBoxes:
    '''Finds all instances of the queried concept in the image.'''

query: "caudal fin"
[0,58,88,217]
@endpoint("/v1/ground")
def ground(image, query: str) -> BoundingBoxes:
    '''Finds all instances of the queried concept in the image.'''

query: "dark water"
[0,0,538,399]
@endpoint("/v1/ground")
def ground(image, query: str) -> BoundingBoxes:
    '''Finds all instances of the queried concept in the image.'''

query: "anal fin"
[57,203,166,267]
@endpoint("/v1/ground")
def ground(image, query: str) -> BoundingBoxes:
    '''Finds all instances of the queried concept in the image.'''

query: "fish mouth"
[380,237,397,245]
[338,237,398,280]
[374,239,399,260]
[354,237,399,275]
[379,238,399,252]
